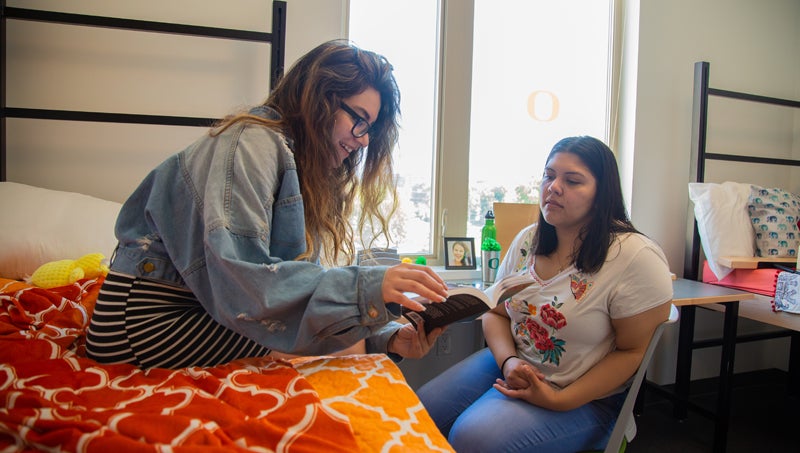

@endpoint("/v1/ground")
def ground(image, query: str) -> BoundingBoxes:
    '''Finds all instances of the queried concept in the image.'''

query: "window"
[349,0,614,263]
[349,0,441,255]
[467,0,613,240]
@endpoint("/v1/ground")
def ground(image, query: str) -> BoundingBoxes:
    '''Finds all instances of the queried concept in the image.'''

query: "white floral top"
[495,223,673,393]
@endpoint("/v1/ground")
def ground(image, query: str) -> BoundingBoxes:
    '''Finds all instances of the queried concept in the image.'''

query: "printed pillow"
[747,185,800,257]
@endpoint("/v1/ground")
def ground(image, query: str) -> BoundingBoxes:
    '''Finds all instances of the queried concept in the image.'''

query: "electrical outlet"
[437,331,452,355]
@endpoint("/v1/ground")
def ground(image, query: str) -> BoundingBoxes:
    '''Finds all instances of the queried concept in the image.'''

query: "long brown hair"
[212,40,401,265]
[533,136,639,273]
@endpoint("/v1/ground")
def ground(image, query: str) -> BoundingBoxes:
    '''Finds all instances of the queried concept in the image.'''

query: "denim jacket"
[110,106,401,356]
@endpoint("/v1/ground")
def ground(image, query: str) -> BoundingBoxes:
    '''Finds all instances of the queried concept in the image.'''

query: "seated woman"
[417,136,673,452]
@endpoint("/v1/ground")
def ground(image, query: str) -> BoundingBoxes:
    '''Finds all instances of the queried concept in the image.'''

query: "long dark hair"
[532,136,639,273]
[212,40,401,265]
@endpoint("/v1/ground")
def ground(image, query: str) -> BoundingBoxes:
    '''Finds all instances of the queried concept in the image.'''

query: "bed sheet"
[0,277,453,452]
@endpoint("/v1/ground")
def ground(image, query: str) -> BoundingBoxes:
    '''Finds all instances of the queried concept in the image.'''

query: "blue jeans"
[417,348,626,453]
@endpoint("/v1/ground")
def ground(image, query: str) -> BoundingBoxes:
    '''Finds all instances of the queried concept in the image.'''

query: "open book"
[402,272,537,333]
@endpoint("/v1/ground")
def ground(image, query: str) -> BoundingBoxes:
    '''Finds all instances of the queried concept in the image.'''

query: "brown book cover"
[402,272,536,333]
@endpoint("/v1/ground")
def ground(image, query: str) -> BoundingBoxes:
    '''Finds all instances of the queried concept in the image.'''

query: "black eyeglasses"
[340,103,375,138]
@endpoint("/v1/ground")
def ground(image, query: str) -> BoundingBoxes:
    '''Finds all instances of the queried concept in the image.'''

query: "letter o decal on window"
[527,90,559,122]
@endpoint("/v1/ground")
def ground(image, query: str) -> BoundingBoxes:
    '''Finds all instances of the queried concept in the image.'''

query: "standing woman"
[86,40,450,369]
[417,136,673,452]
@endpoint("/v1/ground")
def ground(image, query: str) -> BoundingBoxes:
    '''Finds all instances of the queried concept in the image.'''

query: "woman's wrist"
[500,355,518,374]
[385,331,404,362]
[386,330,398,354]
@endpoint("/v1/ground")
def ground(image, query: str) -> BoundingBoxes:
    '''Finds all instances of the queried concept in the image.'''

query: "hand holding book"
[402,272,536,333]
[381,262,451,312]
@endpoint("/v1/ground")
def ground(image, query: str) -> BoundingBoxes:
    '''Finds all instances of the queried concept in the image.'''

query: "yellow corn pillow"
[28,253,109,289]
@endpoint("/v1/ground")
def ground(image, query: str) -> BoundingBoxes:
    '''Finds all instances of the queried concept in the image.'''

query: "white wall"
[284,0,347,64]
[5,0,347,203]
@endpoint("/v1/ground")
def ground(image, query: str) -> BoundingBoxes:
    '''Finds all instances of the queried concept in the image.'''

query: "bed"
[683,59,800,379]
[686,61,800,309]
[671,60,800,451]
[688,180,796,300]
[0,271,452,452]
[0,4,453,451]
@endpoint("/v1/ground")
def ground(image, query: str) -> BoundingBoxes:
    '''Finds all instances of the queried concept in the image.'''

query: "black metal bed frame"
[0,0,287,181]
[675,60,800,453]
[684,60,800,281]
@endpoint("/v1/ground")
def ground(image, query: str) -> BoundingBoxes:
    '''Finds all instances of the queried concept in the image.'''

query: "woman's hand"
[501,356,543,390]
[381,263,449,311]
[494,362,561,409]
[387,320,445,359]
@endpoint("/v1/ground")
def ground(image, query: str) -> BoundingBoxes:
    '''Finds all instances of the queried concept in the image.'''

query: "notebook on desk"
[702,260,780,297]
[773,270,800,314]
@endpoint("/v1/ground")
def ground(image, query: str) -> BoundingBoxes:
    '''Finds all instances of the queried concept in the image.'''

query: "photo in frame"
[444,237,477,270]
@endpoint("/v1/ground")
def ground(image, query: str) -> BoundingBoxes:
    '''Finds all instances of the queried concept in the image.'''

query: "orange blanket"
[0,278,453,452]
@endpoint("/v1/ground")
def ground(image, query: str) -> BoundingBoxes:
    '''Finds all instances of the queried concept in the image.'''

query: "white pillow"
[688,182,756,280]
[0,182,122,280]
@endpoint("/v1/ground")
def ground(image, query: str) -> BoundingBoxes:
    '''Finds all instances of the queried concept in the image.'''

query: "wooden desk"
[672,278,755,306]
[718,255,796,269]
[703,297,800,332]
[663,279,800,453]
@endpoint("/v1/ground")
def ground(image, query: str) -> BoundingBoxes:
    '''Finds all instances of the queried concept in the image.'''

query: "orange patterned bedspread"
[0,277,453,452]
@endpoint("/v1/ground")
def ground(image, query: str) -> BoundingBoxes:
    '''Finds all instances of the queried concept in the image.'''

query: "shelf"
[718,256,796,270]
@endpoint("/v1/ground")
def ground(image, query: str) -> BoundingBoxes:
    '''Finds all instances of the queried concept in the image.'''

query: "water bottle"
[481,210,498,284]
[481,210,496,246]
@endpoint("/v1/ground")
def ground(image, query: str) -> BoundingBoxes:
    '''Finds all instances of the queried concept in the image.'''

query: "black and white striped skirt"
[86,271,270,369]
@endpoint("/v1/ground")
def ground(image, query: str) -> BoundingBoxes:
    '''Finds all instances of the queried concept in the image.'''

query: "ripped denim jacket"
[110,106,399,355]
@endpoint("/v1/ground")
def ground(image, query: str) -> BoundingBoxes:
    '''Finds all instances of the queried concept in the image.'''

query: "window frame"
[435,0,620,266]
[431,0,474,265]
[348,0,619,266]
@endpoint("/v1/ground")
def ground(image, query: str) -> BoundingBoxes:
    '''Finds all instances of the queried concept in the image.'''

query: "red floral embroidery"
[511,295,568,365]
[540,304,567,329]
[526,319,553,350]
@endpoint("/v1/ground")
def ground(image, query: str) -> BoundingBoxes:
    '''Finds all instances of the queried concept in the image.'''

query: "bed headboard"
[685,61,800,280]
[0,0,287,183]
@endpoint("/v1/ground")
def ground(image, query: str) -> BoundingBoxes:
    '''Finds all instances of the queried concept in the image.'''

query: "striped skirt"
[86,271,270,369]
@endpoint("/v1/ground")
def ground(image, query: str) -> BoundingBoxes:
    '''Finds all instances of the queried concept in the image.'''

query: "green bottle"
[481,210,496,249]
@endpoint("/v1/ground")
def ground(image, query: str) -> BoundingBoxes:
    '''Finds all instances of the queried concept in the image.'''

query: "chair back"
[493,202,538,262]
[603,304,679,453]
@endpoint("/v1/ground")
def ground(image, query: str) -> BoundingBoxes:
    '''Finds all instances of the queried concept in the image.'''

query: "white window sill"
[430,266,482,281]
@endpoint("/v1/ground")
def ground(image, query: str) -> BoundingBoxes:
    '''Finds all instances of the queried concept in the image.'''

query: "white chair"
[603,304,679,453]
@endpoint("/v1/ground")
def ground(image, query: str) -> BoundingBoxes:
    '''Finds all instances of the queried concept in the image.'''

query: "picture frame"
[444,237,477,270]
